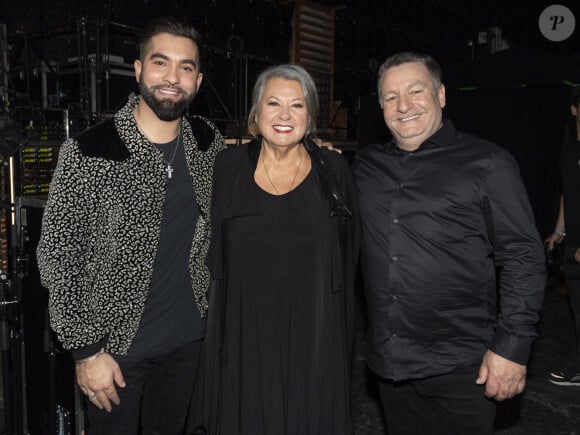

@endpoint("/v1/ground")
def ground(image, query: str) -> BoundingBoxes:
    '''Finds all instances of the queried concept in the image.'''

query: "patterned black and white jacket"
[37,95,226,357]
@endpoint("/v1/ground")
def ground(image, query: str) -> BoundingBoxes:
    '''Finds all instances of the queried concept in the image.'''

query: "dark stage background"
[2,0,579,233]
[1,1,580,433]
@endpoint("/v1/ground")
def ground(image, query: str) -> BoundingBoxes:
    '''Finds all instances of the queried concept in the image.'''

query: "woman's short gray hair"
[248,64,319,138]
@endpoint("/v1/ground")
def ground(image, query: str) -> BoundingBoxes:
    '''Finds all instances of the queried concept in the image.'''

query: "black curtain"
[445,85,571,239]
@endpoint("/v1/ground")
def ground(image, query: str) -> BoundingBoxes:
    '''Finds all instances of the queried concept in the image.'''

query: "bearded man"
[37,17,225,435]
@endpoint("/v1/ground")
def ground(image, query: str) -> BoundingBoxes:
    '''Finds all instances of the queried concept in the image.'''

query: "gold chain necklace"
[261,145,304,195]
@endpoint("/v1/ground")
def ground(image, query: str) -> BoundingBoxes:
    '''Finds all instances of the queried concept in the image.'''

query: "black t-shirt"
[560,136,580,247]
[127,136,204,359]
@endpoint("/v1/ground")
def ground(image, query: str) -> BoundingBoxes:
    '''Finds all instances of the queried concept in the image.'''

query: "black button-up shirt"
[354,121,546,381]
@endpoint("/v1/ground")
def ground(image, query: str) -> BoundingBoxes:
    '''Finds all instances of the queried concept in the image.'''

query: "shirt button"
[393,295,398,301]
[392,256,399,262]
[399,183,404,189]
[393,218,399,224]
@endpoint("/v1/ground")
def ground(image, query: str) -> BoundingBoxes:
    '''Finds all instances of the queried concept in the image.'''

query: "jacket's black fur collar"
[75,115,214,161]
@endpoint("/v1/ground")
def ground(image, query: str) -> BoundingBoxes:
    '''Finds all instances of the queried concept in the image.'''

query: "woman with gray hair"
[204,63,359,434]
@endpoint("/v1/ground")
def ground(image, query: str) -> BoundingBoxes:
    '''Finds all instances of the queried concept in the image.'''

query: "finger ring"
[88,393,96,399]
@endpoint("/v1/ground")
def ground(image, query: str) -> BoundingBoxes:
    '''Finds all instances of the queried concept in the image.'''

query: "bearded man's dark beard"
[139,81,196,121]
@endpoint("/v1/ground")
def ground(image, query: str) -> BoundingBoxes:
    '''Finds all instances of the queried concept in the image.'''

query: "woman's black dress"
[213,164,352,435]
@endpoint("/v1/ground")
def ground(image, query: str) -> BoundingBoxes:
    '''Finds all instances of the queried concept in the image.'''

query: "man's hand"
[76,352,126,412]
[312,138,342,154]
[575,247,580,263]
[475,350,526,401]
[544,233,563,251]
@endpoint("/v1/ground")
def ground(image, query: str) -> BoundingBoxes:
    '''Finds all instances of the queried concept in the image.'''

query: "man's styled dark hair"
[137,17,203,69]
[377,52,443,105]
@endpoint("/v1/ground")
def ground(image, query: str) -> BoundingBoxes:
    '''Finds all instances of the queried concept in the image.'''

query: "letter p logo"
[539,5,576,41]
[550,15,565,31]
